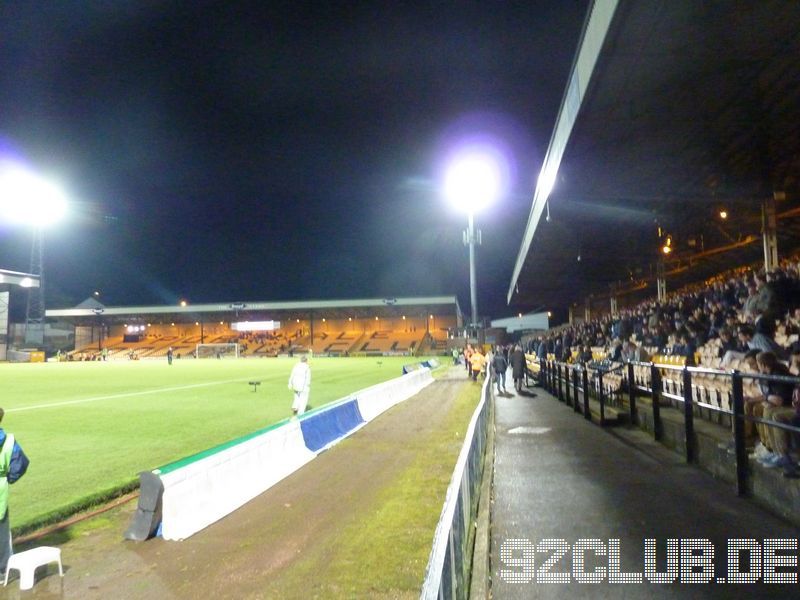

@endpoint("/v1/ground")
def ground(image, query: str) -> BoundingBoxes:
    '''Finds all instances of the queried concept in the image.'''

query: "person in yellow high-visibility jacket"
[469,348,485,381]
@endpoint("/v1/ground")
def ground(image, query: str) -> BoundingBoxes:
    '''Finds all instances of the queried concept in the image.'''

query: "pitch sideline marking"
[6,376,274,413]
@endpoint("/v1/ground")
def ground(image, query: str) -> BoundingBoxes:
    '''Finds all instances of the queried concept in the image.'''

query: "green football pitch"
[2,356,432,533]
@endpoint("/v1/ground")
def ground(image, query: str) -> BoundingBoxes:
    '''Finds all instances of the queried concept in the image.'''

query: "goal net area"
[195,343,240,359]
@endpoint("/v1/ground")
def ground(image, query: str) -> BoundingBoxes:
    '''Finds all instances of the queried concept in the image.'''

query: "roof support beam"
[508,0,620,304]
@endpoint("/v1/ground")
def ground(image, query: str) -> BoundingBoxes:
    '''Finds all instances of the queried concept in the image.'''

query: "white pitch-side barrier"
[356,367,434,422]
[149,367,435,541]
[158,419,314,541]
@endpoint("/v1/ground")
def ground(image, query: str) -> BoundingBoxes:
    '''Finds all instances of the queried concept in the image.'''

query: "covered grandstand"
[494,0,800,531]
[508,0,800,317]
[42,295,462,360]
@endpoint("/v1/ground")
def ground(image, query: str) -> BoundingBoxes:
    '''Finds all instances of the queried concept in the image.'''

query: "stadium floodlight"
[0,161,68,346]
[0,163,67,227]
[444,150,502,214]
[444,147,506,330]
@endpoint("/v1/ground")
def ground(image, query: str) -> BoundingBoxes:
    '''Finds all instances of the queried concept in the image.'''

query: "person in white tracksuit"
[288,355,311,416]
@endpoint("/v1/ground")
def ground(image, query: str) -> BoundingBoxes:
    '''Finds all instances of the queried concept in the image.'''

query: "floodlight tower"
[444,149,503,331]
[26,227,46,345]
[0,162,67,346]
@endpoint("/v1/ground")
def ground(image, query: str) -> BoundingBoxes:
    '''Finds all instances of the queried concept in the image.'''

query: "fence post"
[582,367,591,421]
[557,364,564,402]
[627,362,637,423]
[566,366,574,407]
[572,368,581,413]
[731,370,748,496]
[545,361,551,393]
[650,363,662,441]
[682,368,694,463]
[540,358,546,391]
[553,361,561,401]
[542,360,547,392]
[597,370,606,426]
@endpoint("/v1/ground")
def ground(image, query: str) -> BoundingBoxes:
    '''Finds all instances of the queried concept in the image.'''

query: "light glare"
[0,163,67,227]
[444,151,502,213]
[538,166,557,201]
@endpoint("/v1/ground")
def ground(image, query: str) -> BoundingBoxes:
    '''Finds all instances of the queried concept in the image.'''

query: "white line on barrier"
[6,376,270,413]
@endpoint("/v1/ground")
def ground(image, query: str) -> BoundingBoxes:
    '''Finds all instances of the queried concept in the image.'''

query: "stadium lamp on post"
[0,161,68,347]
[444,148,504,332]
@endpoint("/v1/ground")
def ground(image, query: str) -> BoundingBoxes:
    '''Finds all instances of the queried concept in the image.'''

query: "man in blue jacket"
[0,408,30,574]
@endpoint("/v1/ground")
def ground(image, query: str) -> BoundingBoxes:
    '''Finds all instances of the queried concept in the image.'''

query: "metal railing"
[421,371,492,599]
[539,359,623,426]
[538,357,800,495]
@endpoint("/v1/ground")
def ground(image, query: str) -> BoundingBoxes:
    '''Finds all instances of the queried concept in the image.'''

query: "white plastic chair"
[3,546,63,590]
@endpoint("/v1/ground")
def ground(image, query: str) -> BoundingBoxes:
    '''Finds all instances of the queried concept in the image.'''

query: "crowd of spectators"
[527,259,800,366]
[525,257,800,474]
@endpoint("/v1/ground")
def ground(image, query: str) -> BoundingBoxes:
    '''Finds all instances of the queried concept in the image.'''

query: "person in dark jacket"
[492,347,509,394]
[553,338,563,362]
[0,408,30,573]
[536,337,546,360]
[510,345,526,392]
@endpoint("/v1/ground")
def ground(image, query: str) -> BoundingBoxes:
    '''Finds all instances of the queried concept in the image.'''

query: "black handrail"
[538,356,800,496]
[629,359,800,494]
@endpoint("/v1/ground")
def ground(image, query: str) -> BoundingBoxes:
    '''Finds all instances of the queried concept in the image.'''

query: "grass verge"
[259,378,481,598]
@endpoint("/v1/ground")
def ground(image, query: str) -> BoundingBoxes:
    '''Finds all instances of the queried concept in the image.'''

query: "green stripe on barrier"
[154,396,356,475]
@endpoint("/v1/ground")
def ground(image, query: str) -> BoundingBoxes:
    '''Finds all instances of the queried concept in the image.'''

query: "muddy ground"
[1,371,471,599]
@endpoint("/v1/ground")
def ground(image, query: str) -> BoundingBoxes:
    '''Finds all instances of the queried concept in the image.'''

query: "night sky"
[0,1,588,319]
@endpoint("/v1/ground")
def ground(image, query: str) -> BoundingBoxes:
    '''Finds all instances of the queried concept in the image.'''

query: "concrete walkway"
[490,377,800,598]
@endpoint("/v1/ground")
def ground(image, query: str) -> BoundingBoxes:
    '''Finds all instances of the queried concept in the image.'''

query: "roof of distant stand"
[491,312,550,333]
[508,0,800,311]
[46,296,463,324]
[0,268,40,289]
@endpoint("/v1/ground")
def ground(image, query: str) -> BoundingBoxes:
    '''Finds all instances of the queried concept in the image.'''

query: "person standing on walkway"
[470,347,485,382]
[0,408,30,574]
[289,355,312,416]
[167,347,174,365]
[492,347,509,393]
[510,344,526,392]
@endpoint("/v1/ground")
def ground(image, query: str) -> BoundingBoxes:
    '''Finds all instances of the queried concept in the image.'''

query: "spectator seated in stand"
[752,351,798,473]
[622,341,650,363]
